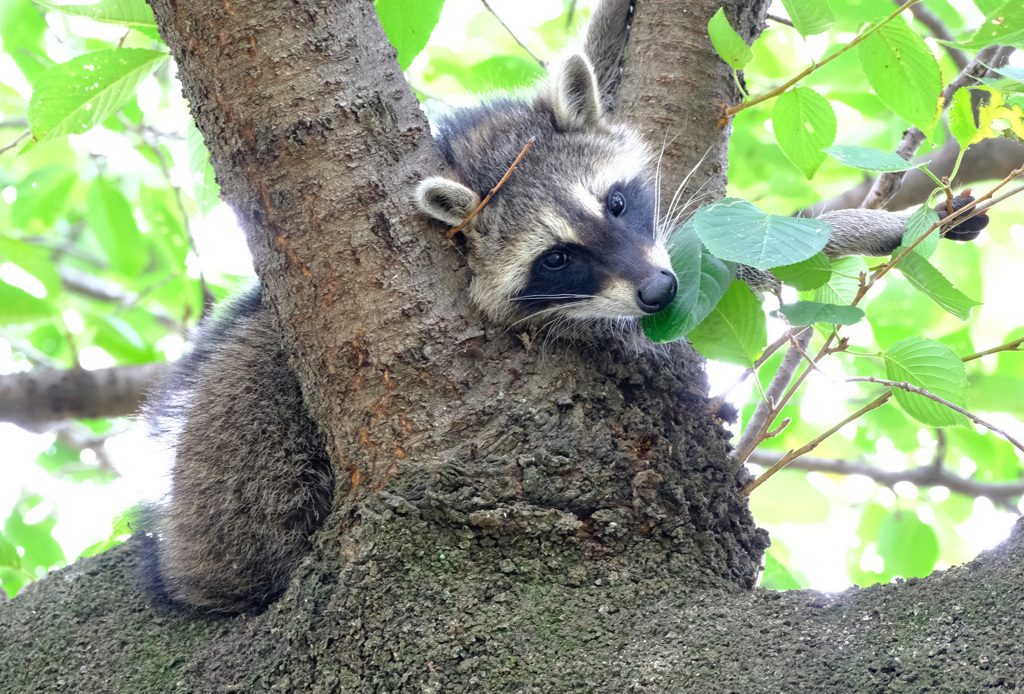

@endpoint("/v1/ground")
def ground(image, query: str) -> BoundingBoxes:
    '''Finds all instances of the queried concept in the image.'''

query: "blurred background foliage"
[0,0,1021,598]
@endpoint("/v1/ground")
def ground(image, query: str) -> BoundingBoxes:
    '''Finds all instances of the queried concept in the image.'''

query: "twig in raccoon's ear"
[448,138,534,238]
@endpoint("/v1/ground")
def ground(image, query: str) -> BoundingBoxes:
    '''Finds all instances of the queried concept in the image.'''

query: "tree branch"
[746,450,1024,510]
[0,363,166,427]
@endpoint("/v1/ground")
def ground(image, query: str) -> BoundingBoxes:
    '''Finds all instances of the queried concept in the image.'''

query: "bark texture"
[3,0,1022,692]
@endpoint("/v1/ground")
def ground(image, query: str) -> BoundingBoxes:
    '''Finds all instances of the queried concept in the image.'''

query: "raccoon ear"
[550,53,603,130]
[416,177,481,227]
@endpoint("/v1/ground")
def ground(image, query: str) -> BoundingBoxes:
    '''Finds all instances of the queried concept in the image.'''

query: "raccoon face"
[417,53,677,328]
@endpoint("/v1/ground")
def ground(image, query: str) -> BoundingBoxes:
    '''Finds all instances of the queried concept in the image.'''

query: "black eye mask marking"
[516,244,601,310]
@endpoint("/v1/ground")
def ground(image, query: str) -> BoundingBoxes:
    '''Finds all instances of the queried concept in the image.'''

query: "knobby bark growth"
[2,1,1023,692]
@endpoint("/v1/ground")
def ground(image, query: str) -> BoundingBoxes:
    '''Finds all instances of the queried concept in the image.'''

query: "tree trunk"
[2,1,1022,692]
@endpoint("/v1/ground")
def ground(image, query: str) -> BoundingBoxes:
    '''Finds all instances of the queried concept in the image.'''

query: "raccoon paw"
[936,191,989,242]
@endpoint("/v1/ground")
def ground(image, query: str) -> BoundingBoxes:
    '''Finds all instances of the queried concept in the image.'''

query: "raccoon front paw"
[936,191,989,242]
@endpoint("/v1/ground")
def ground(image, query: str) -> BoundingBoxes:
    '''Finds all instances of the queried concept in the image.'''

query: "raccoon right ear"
[550,53,604,131]
[416,177,481,228]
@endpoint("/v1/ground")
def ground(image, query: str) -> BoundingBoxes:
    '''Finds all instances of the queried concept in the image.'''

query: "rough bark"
[3,1,1023,692]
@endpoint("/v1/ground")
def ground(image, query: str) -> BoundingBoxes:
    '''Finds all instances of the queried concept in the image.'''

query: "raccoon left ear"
[416,177,481,228]
[550,53,603,130]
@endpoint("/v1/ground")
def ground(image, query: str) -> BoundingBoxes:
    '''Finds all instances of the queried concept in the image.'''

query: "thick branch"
[0,363,166,427]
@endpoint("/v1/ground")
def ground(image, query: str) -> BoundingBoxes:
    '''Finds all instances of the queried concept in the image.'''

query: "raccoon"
[144,31,988,614]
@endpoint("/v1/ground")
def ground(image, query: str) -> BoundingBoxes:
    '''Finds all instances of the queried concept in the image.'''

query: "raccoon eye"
[607,190,626,217]
[542,250,569,270]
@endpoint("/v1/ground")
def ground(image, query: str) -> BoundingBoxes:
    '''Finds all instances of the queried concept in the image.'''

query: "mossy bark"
[3,1,1022,692]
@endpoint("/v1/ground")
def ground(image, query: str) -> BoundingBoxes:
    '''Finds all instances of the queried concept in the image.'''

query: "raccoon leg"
[149,289,334,613]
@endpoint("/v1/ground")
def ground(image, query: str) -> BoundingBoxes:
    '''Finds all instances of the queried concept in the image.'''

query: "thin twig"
[0,129,30,156]
[741,393,893,496]
[849,377,1024,453]
[480,0,545,67]
[745,450,1024,511]
[449,139,533,237]
[766,14,794,28]
[963,336,1024,362]
[972,182,1024,215]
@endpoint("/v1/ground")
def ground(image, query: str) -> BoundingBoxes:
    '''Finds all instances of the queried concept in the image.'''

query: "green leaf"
[973,0,1004,18]
[0,281,55,325]
[86,177,148,276]
[777,301,865,326]
[708,7,754,70]
[761,552,805,590]
[977,65,1024,94]
[773,88,836,179]
[948,87,979,150]
[824,144,922,172]
[33,0,157,29]
[0,237,62,297]
[643,242,735,343]
[642,222,701,339]
[1,0,50,85]
[857,19,942,131]
[957,1,1024,50]
[883,337,969,427]
[374,0,446,71]
[11,165,77,231]
[451,55,545,93]
[692,198,831,270]
[749,470,830,524]
[28,48,167,145]
[4,495,66,576]
[900,206,940,259]
[686,281,767,365]
[771,252,831,290]
[779,0,835,36]
[813,256,867,305]
[186,120,221,216]
[894,247,981,320]
[875,512,939,580]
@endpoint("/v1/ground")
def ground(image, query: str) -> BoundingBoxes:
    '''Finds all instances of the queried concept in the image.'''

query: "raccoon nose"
[636,270,677,313]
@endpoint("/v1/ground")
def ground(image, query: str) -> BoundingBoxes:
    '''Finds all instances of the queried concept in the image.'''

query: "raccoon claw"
[935,193,989,242]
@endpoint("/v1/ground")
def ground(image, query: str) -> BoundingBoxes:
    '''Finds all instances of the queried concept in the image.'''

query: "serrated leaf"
[692,198,831,270]
[814,256,867,305]
[857,20,942,131]
[977,64,1024,94]
[777,301,865,326]
[771,252,831,290]
[186,120,221,216]
[824,144,923,171]
[779,0,835,36]
[900,206,940,259]
[641,222,701,340]
[974,0,1004,16]
[948,87,979,149]
[374,0,445,71]
[883,336,969,427]
[708,7,753,70]
[33,0,157,28]
[86,177,147,276]
[957,1,1024,50]
[28,48,167,145]
[875,512,939,580]
[773,88,837,179]
[687,281,767,365]
[894,246,981,320]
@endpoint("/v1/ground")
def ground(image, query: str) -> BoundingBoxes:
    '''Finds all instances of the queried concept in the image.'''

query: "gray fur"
[583,0,636,113]
[145,285,334,613]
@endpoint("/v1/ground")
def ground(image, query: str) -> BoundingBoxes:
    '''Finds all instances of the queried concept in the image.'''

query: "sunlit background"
[1,0,1022,597]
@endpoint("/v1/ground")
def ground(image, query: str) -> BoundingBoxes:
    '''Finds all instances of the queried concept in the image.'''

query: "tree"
[1,0,1023,691]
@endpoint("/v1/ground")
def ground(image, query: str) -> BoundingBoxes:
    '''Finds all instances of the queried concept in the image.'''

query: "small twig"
[741,392,893,495]
[745,450,1024,511]
[480,0,545,67]
[972,182,1024,215]
[0,129,30,156]
[725,0,921,118]
[733,326,813,463]
[449,139,533,237]
[963,336,1024,362]
[849,376,1024,454]
[766,13,794,28]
